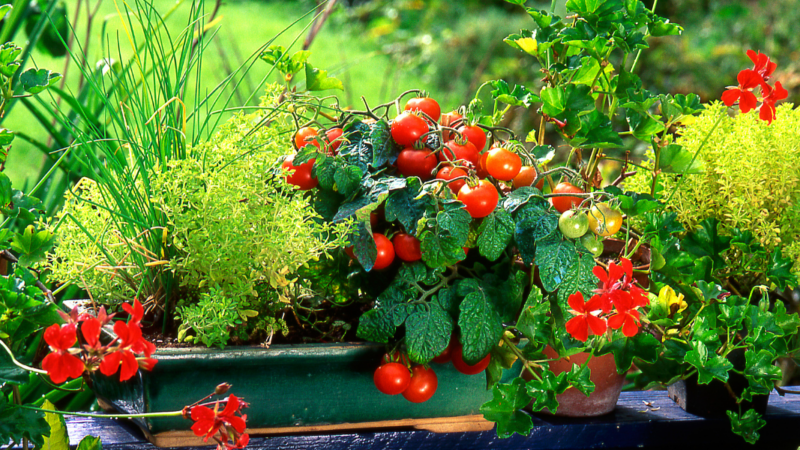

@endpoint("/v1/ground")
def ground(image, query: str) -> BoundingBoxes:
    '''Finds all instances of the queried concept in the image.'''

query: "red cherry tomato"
[436,166,468,194]
[485,148,522,181]
[393,233,422,262]
[551,182,585,213]
[373,233,395,270]
[476,152,490,179]
[402,365,438,403]
[281,155,318,190]
[457,125,487,152]
[326,128,344,154]
[432,338,455,364]
[457,180,499,218]
[439,110,463,141]
[513,166,544,190]
[438,139,479,168]
[370,211,379,229]
[374,362,411,395]
[294,127,320,149]
[451,341,491,375]
[404,97,441,122]
[391,112,429,147]
[397,148,438,180]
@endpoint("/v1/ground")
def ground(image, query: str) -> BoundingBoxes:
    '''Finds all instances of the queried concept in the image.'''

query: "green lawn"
[5,0,428,188]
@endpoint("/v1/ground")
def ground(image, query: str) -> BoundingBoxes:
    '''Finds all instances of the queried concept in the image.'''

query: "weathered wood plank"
[21,390,800,450]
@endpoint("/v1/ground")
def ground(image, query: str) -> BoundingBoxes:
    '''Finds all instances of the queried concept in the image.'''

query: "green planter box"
[91,342,496,437]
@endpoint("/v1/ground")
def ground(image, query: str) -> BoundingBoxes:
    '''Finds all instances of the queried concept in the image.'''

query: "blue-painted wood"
[29,390,800,450]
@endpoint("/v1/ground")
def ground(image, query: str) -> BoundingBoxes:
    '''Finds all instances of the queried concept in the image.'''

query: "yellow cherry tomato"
[587,203,623,237]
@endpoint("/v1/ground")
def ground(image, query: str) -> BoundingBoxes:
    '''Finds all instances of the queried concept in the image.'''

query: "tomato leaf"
[350,221,377,271]
[480,377,533,438]
[556,251,597,311]
[683,341,733,384]
[385,178,429,236]
[419,201,471,268]
[356,306,397,343]
[477,209,515,261]
[369,120,396,167]
[10,225,55,267]
[535,235,576,292]
[727,409,766,445]
[304,63,343,91]
[405,301,454,364]
[333,165,363,198]
[514,202,559,265]
[501,186,545,213]
[458,288,503,365]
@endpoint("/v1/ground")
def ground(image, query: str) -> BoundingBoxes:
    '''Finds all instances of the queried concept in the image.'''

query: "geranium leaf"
[10,225,55,267]
[20,68,62,94]
[76,436,103,450]
[526,369,569,413]
[480,378,533,438]
[744,349,781,391]
[566,363,595,397]
[603,332,660,373]
[683,341,733,384]
[305,63,343,91]
[41,400,68,450]
[726,409,766,445]
[767,247,797,290]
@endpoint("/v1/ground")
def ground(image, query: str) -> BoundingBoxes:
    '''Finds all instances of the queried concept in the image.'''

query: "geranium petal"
[587,315,608,336]
[119,351,140,381]
[58,324,78,351]
[737,69,763,90]
[566,316,589,342]
[226,415,247,434]
[220,395,241,417]
[622,316,640,337]
[607,313,624,330]
[191,405,216,422]
[584,294,606,312]
[82,318,101,348]
[99,351,122,377]
[739,91,758,113]
[608,262,624,284]
[721,89,741,107]
[592,266,608,283]
[567,292,586,313]
[43,324,63,349]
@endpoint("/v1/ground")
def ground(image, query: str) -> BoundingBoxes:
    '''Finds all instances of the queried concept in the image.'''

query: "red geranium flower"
[616,258,649,308]
[123,298,145,324]
[41,324,86,384]
[608,292,641,338]
[222,433,250,450]
[759,81,788,124]
[565,292,608,342]
[190,395,248,442]
[592,262,624,312]
[721,69,763,113]
[81,318,102,350]
[747,50,777,80]
[99,321,148,381]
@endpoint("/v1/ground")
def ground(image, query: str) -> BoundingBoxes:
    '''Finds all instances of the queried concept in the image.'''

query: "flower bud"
[215,382,232,395]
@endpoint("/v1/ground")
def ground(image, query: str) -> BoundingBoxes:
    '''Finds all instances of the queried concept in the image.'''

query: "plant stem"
[19,405,184,419]
[0,340,48,375]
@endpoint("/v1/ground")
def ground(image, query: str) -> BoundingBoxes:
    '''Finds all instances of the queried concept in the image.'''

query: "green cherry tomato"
[558,210,589,239]
[580,233,604,257]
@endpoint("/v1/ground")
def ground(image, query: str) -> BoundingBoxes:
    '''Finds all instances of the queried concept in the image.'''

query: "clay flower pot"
[523,346,626,417]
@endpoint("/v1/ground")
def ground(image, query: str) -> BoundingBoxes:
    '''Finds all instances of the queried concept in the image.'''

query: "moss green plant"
[626,101,800,283]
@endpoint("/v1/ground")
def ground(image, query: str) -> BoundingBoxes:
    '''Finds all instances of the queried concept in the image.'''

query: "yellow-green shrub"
[626,101,800,279]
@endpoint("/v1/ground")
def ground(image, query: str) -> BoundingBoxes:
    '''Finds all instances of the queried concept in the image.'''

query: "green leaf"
[683,341,733,384]
[0,349,30,384]
[41,400,68,450]
[727,409,766,445]
[458,289,503,365]
[478,210,515,261]
[405,302,454,364]
[604,333,660,373]
[767,247,797,290]
[490,80,538,107]
[603,186,661,216]
[627,110,665,141]
[419,202,471,268]
[514,202,559,264]
[717,295,746,329]
[76,436,103,450]
[350,221,377,271]
[334,165,363,198]
[569,110,623,149]
[659,144,704,174]
[0,128,13,148]
[356,306,396,343]
[566,363,595,397]
[535,236,576,292]
[502,186,545,213]
[540,84,593,117]
[649,19,683,37]
[773,300,800,335]
[556,251,597,310]
[20,68,62,94]
[385,178,429,235]
[744,349,781,391]
[0,173,12,207]
[0,42,21,77]
[10,225,55,267]
[0,396,49,448]
[681,218,730,270]
[516,287,551,344]
[526,369,569,412]
[480,378,533,438]
[305,63,343,91]
[368,120,395,168]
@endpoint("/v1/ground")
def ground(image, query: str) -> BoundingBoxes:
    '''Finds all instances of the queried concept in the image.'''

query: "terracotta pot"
[524,346,626,417]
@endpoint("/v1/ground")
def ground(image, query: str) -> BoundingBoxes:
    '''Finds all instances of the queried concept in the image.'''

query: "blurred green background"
[5,0,800,189]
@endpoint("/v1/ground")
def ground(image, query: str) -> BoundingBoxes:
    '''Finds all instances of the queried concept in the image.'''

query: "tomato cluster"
[551,181,624,255]
[373,354,438,403]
